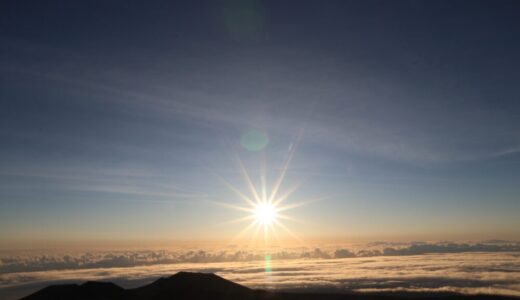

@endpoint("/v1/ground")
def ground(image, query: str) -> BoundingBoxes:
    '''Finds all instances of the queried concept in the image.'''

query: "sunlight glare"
[254,202,276,226]
[214,130,308,246]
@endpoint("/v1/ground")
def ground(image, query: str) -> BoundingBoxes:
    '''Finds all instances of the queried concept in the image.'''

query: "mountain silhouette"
[128,272,260,300]
[20,281,123,300]
[20,271,519,300]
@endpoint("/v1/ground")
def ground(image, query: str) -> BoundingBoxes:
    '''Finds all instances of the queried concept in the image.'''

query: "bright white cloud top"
[2,251,520,299]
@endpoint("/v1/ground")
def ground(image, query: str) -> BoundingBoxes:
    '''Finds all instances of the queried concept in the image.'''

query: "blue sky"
[1,0,520,244]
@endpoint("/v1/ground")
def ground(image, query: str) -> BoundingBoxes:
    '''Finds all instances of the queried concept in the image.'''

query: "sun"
[213,131,312,245]
[253,202,277,226]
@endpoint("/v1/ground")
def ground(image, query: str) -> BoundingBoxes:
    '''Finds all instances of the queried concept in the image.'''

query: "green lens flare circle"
[240,130,269,151]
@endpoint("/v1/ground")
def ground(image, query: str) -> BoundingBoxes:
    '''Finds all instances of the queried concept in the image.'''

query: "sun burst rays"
[213,132,311,248]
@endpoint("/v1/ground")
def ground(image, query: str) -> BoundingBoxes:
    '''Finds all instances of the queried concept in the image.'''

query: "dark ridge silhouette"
[20,272,520,300]
[21,281,123,300]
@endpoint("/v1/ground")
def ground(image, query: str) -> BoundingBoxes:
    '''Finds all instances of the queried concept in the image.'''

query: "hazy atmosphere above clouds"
[2,0,520,245]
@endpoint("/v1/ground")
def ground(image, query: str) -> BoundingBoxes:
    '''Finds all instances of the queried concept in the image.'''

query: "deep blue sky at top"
[1,0,519,242]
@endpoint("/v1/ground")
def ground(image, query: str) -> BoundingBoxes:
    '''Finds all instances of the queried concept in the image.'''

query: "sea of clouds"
[1,241,520,300]
[2,241,519,274]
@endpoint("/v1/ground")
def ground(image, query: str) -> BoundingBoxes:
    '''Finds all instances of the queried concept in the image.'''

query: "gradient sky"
[1,0,520,246]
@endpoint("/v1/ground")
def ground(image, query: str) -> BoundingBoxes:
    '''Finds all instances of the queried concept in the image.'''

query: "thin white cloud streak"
[0,164,211,203]
[489,146,520,159]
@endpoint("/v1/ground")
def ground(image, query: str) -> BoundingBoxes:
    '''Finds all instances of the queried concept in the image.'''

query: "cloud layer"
[1,252,520,299]
[1,242,520,299]
[2,241,519,274]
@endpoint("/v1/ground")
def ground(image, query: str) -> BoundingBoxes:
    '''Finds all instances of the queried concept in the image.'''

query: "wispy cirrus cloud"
[4,38,520,166]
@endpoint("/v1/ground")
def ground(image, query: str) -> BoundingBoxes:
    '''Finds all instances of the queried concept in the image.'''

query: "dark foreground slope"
[21,271,518,300]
